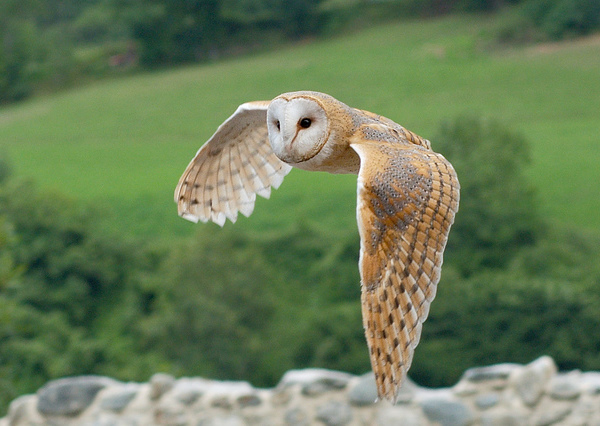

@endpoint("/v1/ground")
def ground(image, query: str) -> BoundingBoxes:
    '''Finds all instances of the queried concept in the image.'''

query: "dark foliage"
[5,0,599,105]
[524,0,600,39]
[137,223,368,387]
[0,175,168,409]
[498,0,600,43]
[414,228,600,386]
[434,117,542,275]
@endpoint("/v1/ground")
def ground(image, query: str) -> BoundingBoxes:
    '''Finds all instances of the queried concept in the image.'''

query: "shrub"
[0,20,40,103]
[524,0,600,39]
[433,116,543,275]
[413,230,600,386]
[0,176,168,411]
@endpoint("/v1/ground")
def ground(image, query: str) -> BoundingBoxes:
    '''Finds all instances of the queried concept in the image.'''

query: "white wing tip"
[180,212,202,223]
[180,211,241,227]
[224,211,239,224]
[257,187,272,199]
[270,170,289,190]
[239,202,255,218]
[210,211,227,227]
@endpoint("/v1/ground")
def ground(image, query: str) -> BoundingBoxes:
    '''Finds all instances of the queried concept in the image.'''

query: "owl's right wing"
[175,101,292,226]
[351,137,459,402]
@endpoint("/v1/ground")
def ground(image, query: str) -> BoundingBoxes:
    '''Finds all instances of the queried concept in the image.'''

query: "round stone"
[237,393,262,408]
[549,374,582,400]
[348,373,378,406]
[285,407,309,426]
[315,401,352,426]
[475,393,500,410]
[510,357,556,407]
[99,386,139,412]
[149,373,175,400]
[420,394,474,426]
[37,376,118,416]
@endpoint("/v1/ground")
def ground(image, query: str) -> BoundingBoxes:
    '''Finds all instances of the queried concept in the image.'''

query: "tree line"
[1,116,599,412]
[2,0,599,103]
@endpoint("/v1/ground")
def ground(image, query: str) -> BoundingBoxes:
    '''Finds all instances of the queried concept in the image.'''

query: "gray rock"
[480,411,527,426]
[420,395,474,426]
[279,369,353,394]
[149,373,175,400]
[166,377,252,400]
[315,401,352,426]
[171,379,207,405]
[197,415,245,426]
[512,368,544,406]
[534,406,572,426]
[581,372,600,394]
[570,399,595,425]
[83,417,139,426]
[462,363,521,382]
[510,356,556,407]
[549,373,582,400]
[301,381,332,397]
[237,393,261,407]
[37,376,118,416]
[475,392,500,410]
[7,394,36,425]
[203,380,254,396]
[347,373,378,406]
[453,381,479,397]
[285,407,309,426]
[271,388,292,406]
[99,385,139,412]
[211,396,232,409]
[174,388,202,406]
[375,406,423,426]
[154,403,187,426]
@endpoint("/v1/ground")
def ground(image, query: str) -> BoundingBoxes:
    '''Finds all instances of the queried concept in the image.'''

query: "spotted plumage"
[175,91,459,402]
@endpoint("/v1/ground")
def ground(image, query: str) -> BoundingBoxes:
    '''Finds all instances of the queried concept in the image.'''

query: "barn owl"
[175,91,459,402]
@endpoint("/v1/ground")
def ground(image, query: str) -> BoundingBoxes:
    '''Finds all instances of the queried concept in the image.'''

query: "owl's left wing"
[175,101,292,226]
[350,139,459,402]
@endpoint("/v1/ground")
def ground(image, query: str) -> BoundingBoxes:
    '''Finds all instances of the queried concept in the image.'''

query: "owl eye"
[275,120,281,131]
[299,118,312,129]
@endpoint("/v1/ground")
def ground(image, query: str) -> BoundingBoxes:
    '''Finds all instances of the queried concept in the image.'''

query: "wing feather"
[351,139,459,403]
[202,156,219,222]
[245,134,273,199]
[209,154,226,226]
[218,145,236,223]
[175,101,292,225]
[229,141,255,218]
[233,140,258,218]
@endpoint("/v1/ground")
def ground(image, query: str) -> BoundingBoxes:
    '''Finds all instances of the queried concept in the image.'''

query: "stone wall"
[3,356,600,426]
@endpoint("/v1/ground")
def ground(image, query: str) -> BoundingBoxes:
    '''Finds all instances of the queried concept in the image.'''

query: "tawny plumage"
[175,91,459,402]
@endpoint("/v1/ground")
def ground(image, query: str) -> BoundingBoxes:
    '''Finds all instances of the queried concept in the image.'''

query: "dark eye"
[299,118,312,129]
[275,120,280,130]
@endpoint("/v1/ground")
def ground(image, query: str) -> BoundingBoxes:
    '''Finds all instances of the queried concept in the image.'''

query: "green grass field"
[1,14,599,239]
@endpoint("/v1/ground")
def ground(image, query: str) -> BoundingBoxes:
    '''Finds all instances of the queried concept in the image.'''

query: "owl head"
[266,91,335,166]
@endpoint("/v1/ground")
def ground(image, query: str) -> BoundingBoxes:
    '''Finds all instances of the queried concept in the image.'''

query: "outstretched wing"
[175,101,292,226]
[351,136,459,402]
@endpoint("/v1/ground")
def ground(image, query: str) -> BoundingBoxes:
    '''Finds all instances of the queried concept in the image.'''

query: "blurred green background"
[1,0,599,413]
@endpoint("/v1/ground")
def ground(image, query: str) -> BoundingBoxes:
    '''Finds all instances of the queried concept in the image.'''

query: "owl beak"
[282,130,297,153]
[281,106,300,150]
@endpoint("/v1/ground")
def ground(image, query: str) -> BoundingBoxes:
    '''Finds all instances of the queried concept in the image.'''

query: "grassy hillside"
[1,14,599,239]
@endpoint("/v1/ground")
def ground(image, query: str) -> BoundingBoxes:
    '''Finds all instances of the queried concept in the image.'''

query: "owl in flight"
[175,91,459,402]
